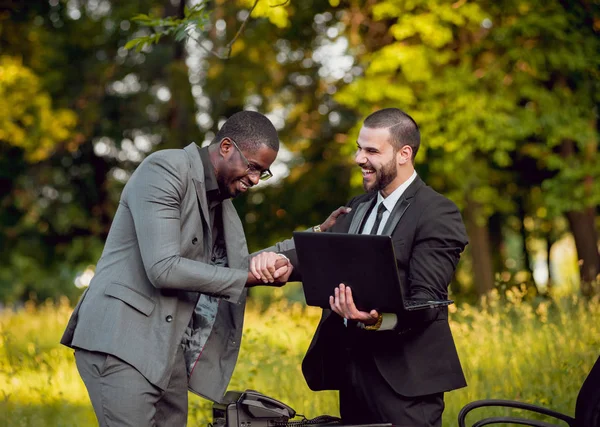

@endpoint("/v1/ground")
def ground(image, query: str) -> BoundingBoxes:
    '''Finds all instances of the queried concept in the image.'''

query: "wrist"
[362,317,377,326]
[246,272,261,287]
[360,314,383,331]
[312,224,322,232]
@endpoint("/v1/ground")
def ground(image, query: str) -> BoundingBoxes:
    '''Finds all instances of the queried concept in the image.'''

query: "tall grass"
[1,289,598,426]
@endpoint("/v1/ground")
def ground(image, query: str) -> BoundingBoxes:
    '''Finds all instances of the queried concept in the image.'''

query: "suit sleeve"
[258,234,301,282]
[255,197,360,282]
[396,196,468,327]
[124,151,247,303]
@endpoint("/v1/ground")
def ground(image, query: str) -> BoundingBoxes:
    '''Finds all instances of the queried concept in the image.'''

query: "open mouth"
[361,168,375,178]
[238,180,252,192]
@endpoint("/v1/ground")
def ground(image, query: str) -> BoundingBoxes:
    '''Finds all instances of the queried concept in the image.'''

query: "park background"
[0,0,599,425]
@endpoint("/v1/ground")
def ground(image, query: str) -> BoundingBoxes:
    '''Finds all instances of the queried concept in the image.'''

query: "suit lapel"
[221,200,248,269]
[183,143,212,242]
[381,176,424,235]
[381,198,410,236]
[348,196,376,234]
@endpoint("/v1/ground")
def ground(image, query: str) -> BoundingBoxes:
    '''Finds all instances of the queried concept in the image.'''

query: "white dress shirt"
[361,171,418,236]
[359,171,417,331]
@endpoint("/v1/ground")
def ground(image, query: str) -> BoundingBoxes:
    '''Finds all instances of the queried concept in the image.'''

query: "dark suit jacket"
[271,177,468,397]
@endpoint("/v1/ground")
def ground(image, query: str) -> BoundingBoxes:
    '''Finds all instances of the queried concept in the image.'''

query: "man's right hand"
[248,252,292,286]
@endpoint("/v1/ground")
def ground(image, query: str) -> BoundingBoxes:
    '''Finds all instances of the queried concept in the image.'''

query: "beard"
[216,173,238,199]
[363,155,398,193]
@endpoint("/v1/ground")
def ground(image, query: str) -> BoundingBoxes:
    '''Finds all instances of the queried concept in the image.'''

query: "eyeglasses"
[228,138,273,181]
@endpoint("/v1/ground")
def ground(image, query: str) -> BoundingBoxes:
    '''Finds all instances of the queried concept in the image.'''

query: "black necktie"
[369,203,387,235]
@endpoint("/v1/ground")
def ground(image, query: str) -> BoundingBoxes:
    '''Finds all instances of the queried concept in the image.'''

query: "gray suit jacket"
[61,142,249,402]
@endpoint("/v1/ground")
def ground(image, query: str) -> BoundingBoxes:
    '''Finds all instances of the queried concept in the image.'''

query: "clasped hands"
[247,252,292,286]
[247,205,352,287]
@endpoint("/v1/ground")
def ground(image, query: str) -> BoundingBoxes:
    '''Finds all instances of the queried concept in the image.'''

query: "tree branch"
[223,0,260,58]
[184,0,260,60]
[270,0,290,7]
[186,32,229,59]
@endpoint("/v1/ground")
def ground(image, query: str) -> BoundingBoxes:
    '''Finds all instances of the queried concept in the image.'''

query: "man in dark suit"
[251,108,468,426]
[61,111,294,426]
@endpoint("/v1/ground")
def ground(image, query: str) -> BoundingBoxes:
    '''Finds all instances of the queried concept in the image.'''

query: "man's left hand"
[330,283,379,325]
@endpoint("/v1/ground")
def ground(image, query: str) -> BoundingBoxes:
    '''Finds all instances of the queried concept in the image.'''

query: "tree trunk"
[488,213,505,275]
[516,196,533,277]
[561,139,600,295]
[163,0,200,148]
[465,200,495,296]
[546,233,555,291]
[565,209,600,295]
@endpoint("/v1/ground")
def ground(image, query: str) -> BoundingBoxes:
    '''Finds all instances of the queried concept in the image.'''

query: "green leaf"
[124,39,142,50]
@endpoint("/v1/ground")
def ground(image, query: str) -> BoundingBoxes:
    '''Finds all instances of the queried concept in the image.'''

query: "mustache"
[358,161,375,170]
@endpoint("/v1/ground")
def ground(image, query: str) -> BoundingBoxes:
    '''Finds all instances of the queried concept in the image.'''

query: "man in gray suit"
[61,111,293,426]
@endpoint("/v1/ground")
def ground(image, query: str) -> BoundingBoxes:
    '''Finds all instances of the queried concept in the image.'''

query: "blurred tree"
[1,0,598,303]
[154,0,361,251]
[333,0,599,296]
[0,56,77,162]
[484,0,600,294]
[0,0,199,302]
[0,0,358,303]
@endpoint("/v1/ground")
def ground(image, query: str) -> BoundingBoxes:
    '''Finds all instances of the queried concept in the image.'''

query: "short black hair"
[363,108,420,160]
[213,111,279,153]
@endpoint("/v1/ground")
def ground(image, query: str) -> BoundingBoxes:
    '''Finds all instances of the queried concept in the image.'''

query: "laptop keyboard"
[404,299,428,307]
[404,299,445,307]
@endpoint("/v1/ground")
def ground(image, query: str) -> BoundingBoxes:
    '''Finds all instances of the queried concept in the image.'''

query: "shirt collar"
[377,170,418,211]
[198,145,224,206]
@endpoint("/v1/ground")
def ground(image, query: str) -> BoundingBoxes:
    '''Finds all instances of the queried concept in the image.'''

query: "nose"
[355,150,366,165]
[248,173,260,186]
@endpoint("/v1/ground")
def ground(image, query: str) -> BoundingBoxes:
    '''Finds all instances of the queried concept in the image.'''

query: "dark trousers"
[340,345,444,427]
[75,346,188,427]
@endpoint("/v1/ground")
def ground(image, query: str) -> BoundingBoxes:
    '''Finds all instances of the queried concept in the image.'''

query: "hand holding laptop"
[330,283,380,326]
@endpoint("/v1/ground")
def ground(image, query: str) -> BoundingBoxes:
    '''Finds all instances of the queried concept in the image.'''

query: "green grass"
[1,288,598,426]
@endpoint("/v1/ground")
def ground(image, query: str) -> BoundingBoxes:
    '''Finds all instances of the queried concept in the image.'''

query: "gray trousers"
[75,347,188,427]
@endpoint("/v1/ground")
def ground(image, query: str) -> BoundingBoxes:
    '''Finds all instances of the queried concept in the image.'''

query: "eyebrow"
[248,159,269,172]
[356,143,380,153]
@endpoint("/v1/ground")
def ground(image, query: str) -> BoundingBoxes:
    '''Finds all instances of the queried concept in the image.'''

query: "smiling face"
[355,126,413,197]
[215,138,277,199]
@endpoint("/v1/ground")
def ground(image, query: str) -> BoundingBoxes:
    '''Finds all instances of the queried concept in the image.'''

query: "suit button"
[192,237,198,245]
[165,315,173,322]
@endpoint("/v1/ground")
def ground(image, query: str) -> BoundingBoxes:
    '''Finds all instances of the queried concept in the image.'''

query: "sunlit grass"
[1,289,598,426]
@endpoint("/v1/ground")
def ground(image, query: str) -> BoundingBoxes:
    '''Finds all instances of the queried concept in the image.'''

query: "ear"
[397,145,413,165]
[219,138,234,159]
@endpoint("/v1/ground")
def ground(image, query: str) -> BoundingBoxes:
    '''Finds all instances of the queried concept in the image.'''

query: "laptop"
[292,231,453,312]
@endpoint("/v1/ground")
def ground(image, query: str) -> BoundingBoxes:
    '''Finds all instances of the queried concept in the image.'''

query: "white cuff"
[377,313,398,331]
[277,253,290,262]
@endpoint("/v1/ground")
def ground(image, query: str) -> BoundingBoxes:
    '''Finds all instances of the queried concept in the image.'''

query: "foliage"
[125,3,211,53]
[1,293,598,425]
[0,0,598,302]
[125,0,290,58]
[336,0,600,218]
[327,0,600,293]
[0,56,77,162]
[239,0,290,29]
[0,1,201,302]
